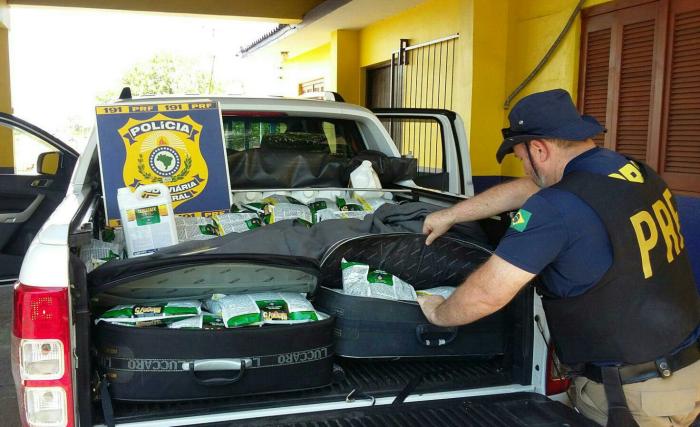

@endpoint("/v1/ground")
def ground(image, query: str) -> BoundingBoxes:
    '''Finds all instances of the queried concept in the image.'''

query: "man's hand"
[423,208,457,245]
[417,295,446,324]
[421,178,539,247]
[415,255,535,327]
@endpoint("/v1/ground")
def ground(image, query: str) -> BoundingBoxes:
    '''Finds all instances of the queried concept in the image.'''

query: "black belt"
[583,341,700,385]
[581,342,700,427]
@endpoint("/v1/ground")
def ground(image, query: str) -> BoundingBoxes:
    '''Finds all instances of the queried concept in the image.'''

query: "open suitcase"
[315,233,508,358]
[89,255,335,401]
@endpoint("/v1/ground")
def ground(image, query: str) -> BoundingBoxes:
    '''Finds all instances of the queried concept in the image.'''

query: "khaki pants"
[572,359,700,426]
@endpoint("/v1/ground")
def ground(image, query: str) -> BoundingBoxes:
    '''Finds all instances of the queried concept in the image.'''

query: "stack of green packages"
[96,301,202,327]
[205,292,323,328]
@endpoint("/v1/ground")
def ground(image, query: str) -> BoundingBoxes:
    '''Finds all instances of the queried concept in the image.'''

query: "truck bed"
[76,187,529,426]
[197,393,597,427]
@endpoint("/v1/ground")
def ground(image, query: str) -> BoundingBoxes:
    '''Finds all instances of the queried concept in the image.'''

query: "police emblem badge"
[119,113,207,209]
[96,102,232,227]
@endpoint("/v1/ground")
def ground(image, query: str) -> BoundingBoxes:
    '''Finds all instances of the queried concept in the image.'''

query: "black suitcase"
[90,254,335,401]
[315,233,507,358]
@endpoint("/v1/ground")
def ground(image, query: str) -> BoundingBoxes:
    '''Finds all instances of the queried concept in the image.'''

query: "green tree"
[65,115,92,148]
[97,53,222,101]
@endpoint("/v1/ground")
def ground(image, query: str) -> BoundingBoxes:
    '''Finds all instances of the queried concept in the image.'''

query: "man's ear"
[528,139,550,162]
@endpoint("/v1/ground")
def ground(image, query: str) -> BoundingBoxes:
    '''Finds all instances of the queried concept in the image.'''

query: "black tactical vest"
[542,160,700,365]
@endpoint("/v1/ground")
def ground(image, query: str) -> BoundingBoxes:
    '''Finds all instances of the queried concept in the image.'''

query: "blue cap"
[497,89,605,163]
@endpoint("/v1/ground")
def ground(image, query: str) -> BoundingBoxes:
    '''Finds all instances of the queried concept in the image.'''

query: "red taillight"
[13,285,70,340]
[545,345,571,396]
[12,284,74,427]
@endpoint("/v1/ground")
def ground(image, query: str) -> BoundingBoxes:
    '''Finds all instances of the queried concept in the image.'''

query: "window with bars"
[365,35,458,192]
[299,78,325,95]
[580,0,700,195]
[390,36,457,111]
[377,116,445,175]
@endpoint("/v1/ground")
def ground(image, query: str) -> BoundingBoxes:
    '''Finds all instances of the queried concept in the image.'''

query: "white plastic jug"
[117,184,178,258]
[262,190,291,199]
[315,189,347,201]
[232,191,263,205]
[350,160,383,199]
[291,190,317,204]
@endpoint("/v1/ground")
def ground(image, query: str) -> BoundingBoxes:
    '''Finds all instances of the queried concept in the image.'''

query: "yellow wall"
[0,1,9,114]
[330,30,360,105]
[283,42,331,97]
[358,0,465,68]
[357,0,475,173]
[353,0,518,177]
[497,0,612,176]
[499,0,581,176]
[358,0,472,118]
[282,0,616,182]
[282,30,361,104]
[281,0,472,124]
[0,0,12,171]
[359,0,612,178]
[469,0,509,176]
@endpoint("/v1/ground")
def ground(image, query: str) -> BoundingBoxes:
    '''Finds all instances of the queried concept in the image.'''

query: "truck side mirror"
[37,151,61,175]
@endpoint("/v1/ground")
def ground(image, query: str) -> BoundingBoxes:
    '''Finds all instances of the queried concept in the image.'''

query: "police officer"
[417,89,700,427]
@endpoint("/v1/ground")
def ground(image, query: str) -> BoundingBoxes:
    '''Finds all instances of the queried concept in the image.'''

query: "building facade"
[251,0,700,281]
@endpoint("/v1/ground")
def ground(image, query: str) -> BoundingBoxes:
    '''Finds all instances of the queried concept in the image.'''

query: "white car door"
[372,108,473,197]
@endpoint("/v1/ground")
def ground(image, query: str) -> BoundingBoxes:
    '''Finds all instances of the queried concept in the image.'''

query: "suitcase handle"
[416,324,458,347]
[185,358,252,386]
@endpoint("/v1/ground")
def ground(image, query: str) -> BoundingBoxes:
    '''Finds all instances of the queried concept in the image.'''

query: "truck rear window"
[222,115,364,158]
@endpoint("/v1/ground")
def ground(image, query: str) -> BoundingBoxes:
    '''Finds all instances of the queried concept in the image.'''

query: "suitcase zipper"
[319,233,493,268]
[319,232,414,266]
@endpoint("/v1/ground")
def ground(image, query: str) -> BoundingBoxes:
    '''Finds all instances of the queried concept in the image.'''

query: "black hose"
[504,0,586,109]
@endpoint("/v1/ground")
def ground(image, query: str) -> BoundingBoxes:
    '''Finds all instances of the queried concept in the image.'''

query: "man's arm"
[423,177,538,245]
[417,254,535,326]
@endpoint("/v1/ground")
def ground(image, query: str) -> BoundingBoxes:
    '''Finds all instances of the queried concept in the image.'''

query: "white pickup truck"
[4,96,587,427]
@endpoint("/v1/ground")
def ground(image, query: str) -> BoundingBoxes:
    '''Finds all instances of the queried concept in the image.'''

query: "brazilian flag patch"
[510,209,532,232]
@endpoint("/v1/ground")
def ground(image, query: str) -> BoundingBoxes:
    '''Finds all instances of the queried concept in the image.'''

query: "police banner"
[96,101,232,227]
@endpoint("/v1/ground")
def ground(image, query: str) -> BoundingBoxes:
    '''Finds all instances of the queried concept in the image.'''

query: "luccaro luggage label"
[95,317,335,401]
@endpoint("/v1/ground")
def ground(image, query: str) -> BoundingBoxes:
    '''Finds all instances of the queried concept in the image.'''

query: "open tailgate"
[191,393,595,427]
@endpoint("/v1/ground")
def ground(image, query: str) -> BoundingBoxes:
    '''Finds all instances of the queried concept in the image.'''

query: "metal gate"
[385,34,459,179]
[390,34,458,110]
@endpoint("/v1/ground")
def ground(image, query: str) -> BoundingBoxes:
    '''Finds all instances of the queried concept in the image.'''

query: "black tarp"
[88,202,487,293]
[227,149,418,189]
